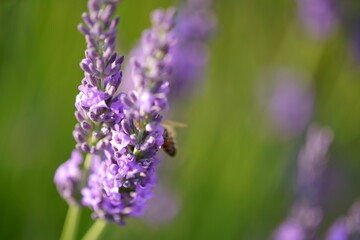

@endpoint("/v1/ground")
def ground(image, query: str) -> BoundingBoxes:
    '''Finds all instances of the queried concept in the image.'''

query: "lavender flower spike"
[54,0,124,207]
[297,0,338,40]
[169,0,216,97]
[273,124,333,240]
[266,68,314,139]
[326,201,360,240]
[81,8,177,225]
[122,0,216,97]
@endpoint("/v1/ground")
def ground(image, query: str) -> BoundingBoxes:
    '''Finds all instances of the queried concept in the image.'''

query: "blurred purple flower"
[123,0,216,99]
[261,69,314,139]
[346,202,360,237]
[297,0,338,40]
[54,150,83,205]
[326,219,348,240]
[327,201,360,240]
[273,219,305,240]
[169,0,216,97]
[297,125,333,204]
[272,125,333,239]
[144,187,181,226]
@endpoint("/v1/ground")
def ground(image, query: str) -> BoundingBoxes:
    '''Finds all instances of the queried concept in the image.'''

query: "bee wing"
[162,124,177,139]
[161,119,188,128]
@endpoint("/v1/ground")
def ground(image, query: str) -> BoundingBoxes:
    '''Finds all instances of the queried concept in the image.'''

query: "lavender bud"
[74,111,84,122]
[85,48,98,59]
[109,16,120,29]
[105,36,116,49]
[85,35,97,49]
[116,55,125,65]
[75,124,85,134]
[101,4,116,22]
[88,112,98,121]
[108,52,117,64]
[81,121,92,131]
[78,23,90,35]
[108,75,120,87]
[121,94,134,108]
[73,131,85,143]
[151,10,164,26]
[93,22,102,36]
[121,119,133,135]
[80,60,91,73]
[92,131,102,138]
[75,143,82,151]
[86,73,99,86]
[81,143,91,152]
[96,58,105,72]
[81,12,94,27]
[104,63,113,76]
[88,0,100,13]
[109,64,121,76]
[89,62,100,75]
[96,140,107,150]
[103,46,115,60]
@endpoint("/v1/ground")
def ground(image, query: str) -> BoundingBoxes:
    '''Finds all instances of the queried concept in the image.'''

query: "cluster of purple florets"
[169,0,216,97]
[54,0,177,225]
[272,125,360,240]
[273,125,333,240]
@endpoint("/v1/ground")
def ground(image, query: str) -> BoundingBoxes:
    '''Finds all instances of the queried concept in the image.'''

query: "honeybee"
[161,120,187,157]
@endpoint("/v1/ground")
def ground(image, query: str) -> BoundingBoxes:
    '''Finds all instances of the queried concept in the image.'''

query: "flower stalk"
[60,205,82,240]
[55,0,181,235]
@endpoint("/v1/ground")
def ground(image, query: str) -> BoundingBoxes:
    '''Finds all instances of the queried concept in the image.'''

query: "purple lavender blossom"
[326,201,360,240]
[54,150,83,205]
[297,0,338,40]
[71,0,125,155]
[55,0,180,226]
[80,8,177,225]
[260,68,314,139]
[273,219,305,240]
[326,219,348,240]
[55,0,125,215]
[144,187,181,226]
[169,0,216,97]
[122,0,216,99]
[272,125,333,240]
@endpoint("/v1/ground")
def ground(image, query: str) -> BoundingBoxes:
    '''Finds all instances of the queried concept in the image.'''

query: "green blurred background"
[1,0,360,239]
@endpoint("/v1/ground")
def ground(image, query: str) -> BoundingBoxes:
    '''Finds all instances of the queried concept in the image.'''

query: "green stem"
[82,220,107,240]
[60,204,82,240]
[80,153,94,189]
